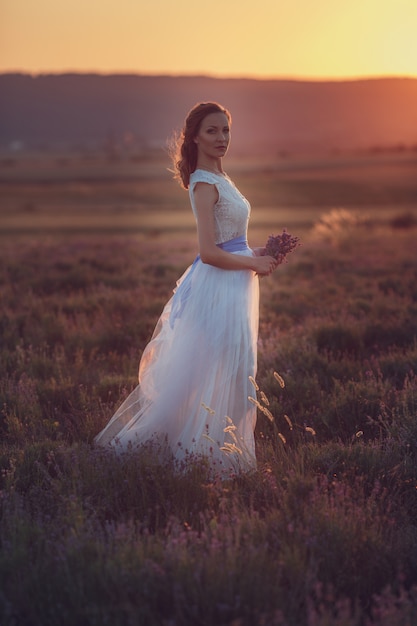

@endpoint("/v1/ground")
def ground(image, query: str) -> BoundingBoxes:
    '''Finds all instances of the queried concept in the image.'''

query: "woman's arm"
[194,183,276,275]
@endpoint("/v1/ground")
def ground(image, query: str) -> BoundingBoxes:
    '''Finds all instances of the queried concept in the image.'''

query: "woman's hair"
[170,102,231,189]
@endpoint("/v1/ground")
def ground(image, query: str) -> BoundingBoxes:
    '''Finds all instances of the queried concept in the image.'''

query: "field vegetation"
[1,151,417,625]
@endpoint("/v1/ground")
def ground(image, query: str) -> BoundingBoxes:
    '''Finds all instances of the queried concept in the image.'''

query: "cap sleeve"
[189,169,220,189]
[189,170,220,216]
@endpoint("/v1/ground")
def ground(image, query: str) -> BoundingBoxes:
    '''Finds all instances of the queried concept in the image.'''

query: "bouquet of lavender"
[264,229,300,265]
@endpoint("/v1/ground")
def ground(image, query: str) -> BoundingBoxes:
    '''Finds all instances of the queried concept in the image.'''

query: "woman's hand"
[252,254,277,276]
[194,184,278,274]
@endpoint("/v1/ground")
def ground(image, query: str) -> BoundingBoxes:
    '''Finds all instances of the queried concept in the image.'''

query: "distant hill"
[1,73,417,155]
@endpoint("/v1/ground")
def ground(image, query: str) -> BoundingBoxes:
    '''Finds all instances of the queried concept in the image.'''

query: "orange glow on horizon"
[1,0,417,80]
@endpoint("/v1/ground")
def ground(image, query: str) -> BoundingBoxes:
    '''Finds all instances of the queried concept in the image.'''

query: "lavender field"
[1,150,417,625]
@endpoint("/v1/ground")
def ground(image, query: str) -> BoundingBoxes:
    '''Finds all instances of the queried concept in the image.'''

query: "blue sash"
[169,234,249,328]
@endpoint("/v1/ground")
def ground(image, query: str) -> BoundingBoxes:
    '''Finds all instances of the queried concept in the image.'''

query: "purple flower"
[264,229,300,264]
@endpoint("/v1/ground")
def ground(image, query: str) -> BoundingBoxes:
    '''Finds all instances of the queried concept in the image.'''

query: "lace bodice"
[189,169,251,244]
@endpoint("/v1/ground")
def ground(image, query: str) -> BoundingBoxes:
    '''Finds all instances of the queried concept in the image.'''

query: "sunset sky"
[1,0,417,79]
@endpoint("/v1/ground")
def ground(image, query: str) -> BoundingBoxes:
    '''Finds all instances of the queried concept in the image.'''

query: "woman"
[95,102,277,472]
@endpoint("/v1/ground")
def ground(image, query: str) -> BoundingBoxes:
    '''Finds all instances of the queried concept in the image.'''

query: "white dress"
[95,169,260,472]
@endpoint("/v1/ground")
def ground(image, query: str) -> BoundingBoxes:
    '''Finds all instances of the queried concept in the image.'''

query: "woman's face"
[194,112,230,160]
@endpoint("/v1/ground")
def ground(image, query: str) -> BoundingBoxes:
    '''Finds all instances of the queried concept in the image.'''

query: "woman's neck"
[196,159,224,175]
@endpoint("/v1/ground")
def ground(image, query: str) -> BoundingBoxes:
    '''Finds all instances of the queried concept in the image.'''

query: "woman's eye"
[206,127,229,134]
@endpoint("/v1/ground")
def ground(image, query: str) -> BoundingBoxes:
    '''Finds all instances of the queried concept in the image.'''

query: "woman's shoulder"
[190,169,228,187]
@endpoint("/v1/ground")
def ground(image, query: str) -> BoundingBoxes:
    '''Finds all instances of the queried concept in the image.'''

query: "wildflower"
[248,396,274,422]
[313,208,368,242]
[262,407,274,422]
[248,395,262,409]
[260,391,270,406]
[274,371,285,388]
[249,375,259,391]
[278,432,286,444]
[224,416,237,433]
[202,433,217,445]
[220,442,243,455]
[264,228,300,264]
[284,414,293,430]
[305,426,316,436]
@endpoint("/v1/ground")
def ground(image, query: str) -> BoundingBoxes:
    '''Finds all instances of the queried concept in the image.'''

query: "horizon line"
[1,69,417,83]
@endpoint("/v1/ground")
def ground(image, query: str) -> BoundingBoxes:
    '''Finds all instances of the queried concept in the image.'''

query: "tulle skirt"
[94,236,260,473]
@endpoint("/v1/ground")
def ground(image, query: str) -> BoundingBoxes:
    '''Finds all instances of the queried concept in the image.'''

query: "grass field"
[1,150,417,625]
